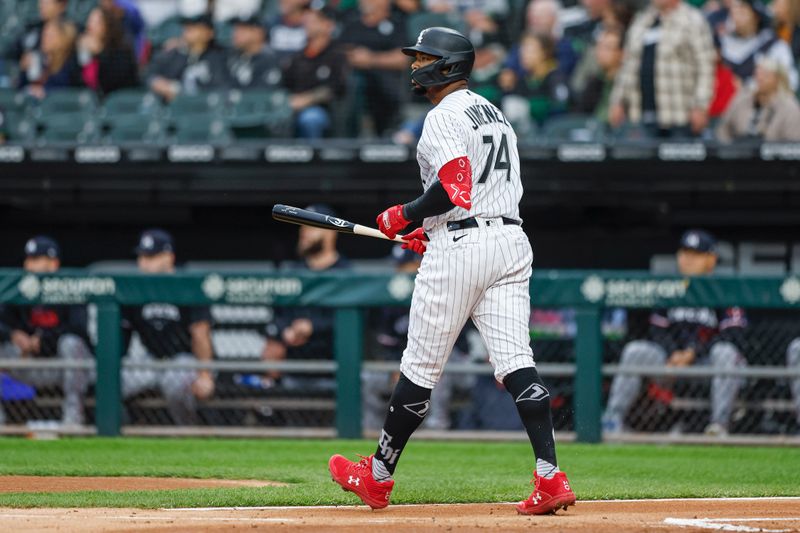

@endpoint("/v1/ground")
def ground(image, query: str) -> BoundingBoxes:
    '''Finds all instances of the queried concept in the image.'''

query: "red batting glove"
[401,227,428,256]
[376,204,410,239]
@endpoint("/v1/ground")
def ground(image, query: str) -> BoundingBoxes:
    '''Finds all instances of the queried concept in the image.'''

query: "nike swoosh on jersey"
[453,234,467,242]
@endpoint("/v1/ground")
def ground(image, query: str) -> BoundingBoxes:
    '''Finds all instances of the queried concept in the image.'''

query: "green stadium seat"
[227,89,293,139]
[148,16,184,49]
[0,111,37,142]
[541,114,604,142]
[40,112,99,143]
[0,89,30,114]
[102,89,161,117]
[173,114,231,143]
[67,0,96,24]
[169,92,226,117]
[35,89,98,119]
[215,22,233,47]
[106,114,166,144]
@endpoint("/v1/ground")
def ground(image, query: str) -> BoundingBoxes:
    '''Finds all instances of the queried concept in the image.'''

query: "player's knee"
[788,338,800,365]
[710,342,742,368]
[620,341,658,366]
[503,367,551,415]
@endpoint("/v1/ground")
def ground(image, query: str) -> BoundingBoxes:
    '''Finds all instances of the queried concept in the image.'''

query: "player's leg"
[706,341,747,436]
[56,334,93,425]
[329,238,480,508]
[788,338,800,428]
[603,340,667,433]
[470,227,575,514]
[159,354,199,425]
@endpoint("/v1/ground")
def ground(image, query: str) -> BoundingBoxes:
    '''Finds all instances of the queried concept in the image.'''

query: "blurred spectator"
[282,5,348,138]
[100,0,147,61]
[772,0,800,58]
[20,19,82,98]
[0,110,6,145]
[720,0,798,90]
[788,337,800,434]
[261,205,350,390]
[11,0,69,64]
[501,32,570,128]
[77,7,139,96]
[362,246,464,430]
[339,0,408,136]
[228,14,283,89]
[462,0,511,48]
[564,0,612,51]
[268,0,310,62]
[467,42,508,105]
[122,229,214,425]
[572,26,623,123]
[134,0,180,28]
[609,0,715,137]
[148,13,229,101]
[504,0,578,79]
[708,34,739,119]
[716,56,800,142]
[602,230,748,437]
[0,236,92,427]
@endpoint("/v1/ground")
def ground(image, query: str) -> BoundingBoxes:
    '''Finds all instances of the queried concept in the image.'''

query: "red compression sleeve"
[437,156,472,209]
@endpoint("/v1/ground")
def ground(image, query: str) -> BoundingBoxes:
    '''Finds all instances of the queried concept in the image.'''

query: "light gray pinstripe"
[402,89,534,388]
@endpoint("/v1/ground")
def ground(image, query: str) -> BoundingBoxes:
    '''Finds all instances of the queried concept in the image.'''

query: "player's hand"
[376,204,410,239]
[10,330,32,355]
[192,371,215,399]
[609,103,626,128]
[689,108,709,134]
[667,349,696,367]
[401,227,428,256]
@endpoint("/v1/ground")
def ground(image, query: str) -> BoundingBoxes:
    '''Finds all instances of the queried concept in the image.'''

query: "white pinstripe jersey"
[416,89,523,232]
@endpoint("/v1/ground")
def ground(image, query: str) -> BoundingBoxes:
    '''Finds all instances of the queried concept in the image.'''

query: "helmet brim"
[401,44,444,58]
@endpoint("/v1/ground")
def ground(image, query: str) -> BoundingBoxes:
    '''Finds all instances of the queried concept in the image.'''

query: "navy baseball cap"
[180,13,213,27]
[391,244,420,265]
[25,235,60,259]
[305,203,337,217]
[679,229,716,254]
[134,229,174,256]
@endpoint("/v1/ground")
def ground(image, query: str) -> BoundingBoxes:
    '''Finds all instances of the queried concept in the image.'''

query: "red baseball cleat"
[329,454,395,510]
[516,471,576,515]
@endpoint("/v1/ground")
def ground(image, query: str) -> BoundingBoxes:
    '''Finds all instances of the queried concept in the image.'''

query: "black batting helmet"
[402,27,475,89]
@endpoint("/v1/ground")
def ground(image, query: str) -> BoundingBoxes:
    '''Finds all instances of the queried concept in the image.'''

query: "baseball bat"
[272,204,406,243]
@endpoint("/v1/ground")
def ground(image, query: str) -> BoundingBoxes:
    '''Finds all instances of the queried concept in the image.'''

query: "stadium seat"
[0,89,29,114]
[173,114,231,143]
[215,22,234,47]
[106,114,166,144]
[39,112,99,143]
[406,13,465,42]
[0,111,37,142]
[35,89,98,118]
[67,0,95,24]
[541,114,604,142]
[227,89,293,138]
[102,89,161,117]
[169,92,226,117]
[147,16,184,49]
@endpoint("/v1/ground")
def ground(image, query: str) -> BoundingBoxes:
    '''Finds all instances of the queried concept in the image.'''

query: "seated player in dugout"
[0,236,93,426]
[121,229,214,425]
[261,204,350,390]
[329,27,576,515]
[602,230,748,437]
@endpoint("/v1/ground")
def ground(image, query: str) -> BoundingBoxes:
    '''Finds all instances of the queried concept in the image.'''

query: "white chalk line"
[664,517,800,532]
[0,513,298,524]
[165,496,800,512]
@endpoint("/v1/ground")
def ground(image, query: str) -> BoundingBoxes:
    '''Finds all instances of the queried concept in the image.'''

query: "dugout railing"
[0,269,798,443]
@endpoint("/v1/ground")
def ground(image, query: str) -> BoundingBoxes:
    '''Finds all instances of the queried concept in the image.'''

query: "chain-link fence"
[601,308,800,438]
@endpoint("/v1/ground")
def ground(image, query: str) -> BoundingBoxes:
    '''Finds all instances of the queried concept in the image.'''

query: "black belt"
[447,217,521,231]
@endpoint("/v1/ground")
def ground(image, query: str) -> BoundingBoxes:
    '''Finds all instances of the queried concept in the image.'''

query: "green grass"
[0,437,798,508]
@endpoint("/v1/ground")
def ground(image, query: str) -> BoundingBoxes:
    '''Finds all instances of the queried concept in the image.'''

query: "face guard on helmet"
[402,27,475,95]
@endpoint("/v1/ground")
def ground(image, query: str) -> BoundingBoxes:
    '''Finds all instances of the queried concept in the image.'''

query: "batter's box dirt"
[1,497,799,532]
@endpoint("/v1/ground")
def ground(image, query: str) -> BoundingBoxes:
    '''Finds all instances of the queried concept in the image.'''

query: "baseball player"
[329,27,575,515]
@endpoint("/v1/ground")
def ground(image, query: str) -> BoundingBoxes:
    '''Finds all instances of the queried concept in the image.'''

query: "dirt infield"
[2,498,800,532]
[0,476,285,493]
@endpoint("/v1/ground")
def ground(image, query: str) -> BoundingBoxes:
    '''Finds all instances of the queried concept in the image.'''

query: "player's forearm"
[190,322,214,363]
[402,180,454,221]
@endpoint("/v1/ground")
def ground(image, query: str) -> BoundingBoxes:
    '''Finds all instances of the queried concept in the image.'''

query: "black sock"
[503,367,558,468]
[374,373,432,475]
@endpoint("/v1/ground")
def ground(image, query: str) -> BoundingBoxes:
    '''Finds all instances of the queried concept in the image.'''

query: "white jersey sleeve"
[418,110,469,184]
